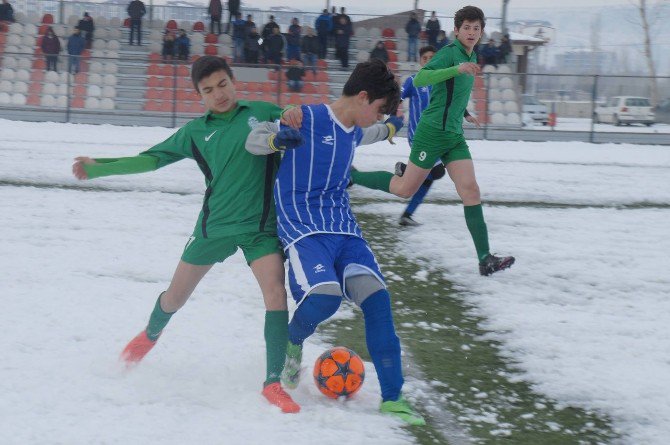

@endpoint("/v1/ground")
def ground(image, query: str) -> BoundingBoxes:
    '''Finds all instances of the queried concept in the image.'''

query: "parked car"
[521,94,549,125]
[653,98,670,124]
[594,96,655,126]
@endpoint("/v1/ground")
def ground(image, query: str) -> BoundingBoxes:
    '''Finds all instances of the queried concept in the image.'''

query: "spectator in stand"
[480,38,499,68]
[244,14,256,38]
[245,25,260,64]
[286,17,302,62]
[335,7,352,32]
[77,12,95,49]
[498,33,511,64]
[127,0,146,46]
[369,40,389,63]
[161,31,175,62]
[425,11,440,47]
[67,26,86,74]
[405,12,421,63]
[264,26,284,70]
[41,26,61,73]
[232,12,246,63]
[286,60,305,92]
[334,15,350,69]
[225,0,239,35]
[314,9,332,60]
[175,29,190,61]
[261,15,279,63]
[435,30,449,50]
[0,0,15,23]
[301,27,319,75]
[208,0,222,35]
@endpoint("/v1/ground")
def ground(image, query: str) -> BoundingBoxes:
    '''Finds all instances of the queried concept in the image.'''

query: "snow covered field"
[1,119,669,444]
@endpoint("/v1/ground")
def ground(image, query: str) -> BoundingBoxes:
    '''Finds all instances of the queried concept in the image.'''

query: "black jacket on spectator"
[369,42,389,63]
[0,2,15,22]
[286,65,305,82]
[287,24,301,46]
[208,0,222,19]
[405,18,421,38]
[227,0,240,15]
[262,21,279,40]
[264,33,284,55]
[127,0,146,19]
[333,15,352,37]
[78,14,95,42]
[425,17,440,44]
[301,35,319,55]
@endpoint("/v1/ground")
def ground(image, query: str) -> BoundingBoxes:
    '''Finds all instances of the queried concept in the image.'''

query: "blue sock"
[404,179,433,216]
[288,293,341,345]
[360,289,403,402]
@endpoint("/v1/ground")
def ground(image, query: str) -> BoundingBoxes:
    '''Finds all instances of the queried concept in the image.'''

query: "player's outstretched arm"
[246,122,304,155]
[413,62,480,87]
[71,154,159,180]
[359,116,404,146]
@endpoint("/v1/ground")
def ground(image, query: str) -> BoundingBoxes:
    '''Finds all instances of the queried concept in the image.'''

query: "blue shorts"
[286,233,386,304]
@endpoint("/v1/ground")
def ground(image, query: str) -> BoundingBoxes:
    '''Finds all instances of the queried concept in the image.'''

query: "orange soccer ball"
[313,346,365,399]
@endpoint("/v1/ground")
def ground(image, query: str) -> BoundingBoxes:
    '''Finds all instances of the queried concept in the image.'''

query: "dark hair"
[342,59,400,115]
[419,45,436,56]
[454,5,486,30]
[191,56,233,92]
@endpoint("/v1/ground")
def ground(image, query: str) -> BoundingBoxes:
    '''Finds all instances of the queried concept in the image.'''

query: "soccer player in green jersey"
[71,56,302,413]
[350,6,514,276]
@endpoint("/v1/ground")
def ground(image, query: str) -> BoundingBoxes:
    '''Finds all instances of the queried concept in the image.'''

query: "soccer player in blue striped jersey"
[398,45,445,226]
[246,59,426,425]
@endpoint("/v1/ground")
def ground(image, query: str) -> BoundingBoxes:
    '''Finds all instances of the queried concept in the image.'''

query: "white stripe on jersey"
[288,244,311,295]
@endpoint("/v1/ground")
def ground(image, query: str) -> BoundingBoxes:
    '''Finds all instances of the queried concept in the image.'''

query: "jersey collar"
[205,100,250,122]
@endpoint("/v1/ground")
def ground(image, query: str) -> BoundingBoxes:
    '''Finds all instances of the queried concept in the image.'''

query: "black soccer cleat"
[399,214,421,226]
[395,161,407,177]
[479,254,515,276]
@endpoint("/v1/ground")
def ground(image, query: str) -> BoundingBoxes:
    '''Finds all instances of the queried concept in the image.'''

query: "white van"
[521,94,549,125]
[594,96,655,126]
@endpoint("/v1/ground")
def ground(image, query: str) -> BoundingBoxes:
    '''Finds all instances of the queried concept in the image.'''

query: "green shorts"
[410,122,471,169]
[181,231,283,266]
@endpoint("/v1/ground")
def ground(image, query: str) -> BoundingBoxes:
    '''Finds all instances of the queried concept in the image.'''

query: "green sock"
[145,293,175,341]
[264,310,289,386]
[464,204,490,261]
[350,170,393,193]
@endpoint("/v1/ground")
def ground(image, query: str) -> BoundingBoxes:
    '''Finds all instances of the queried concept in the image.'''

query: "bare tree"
[632,0,664,104]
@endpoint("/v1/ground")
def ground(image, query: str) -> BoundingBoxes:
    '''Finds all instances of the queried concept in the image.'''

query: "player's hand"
[269,127,304,151]
[465,114,481,128]
[72,156,96,180]
[280,106,303,129]
[457,62,481,76]
[384,115,404,144]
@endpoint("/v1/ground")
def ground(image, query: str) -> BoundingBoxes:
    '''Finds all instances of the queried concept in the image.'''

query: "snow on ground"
[352,137,670,444]
[1,119,669,444]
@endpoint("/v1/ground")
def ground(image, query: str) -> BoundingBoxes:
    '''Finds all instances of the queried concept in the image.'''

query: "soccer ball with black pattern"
[313,347,365,399]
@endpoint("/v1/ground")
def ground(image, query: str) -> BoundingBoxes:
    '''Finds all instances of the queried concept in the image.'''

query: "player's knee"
[458,181,480,201]
[346,274,385,307]
[304,290,342,321]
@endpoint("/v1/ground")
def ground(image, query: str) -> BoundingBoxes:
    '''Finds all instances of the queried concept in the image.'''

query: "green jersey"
[413,39,477,134]
[86,100,283,238]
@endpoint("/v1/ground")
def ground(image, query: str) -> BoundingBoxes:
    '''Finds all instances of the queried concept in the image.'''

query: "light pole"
[501,0,510,35]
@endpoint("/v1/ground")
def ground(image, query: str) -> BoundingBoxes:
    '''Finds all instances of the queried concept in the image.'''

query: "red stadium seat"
[177,77,190,88]
[316,83,329,94]
[382,28,395,38]
[165,20,178,31]
[317,59,328,69]
[144,100,162,112]
[176,89,190,101]
[73,85,86,97]
[42,14,54,24]
[383,40,396,50]
[193,21,205,32]
[30,70,44,82]
[387,51,397,62]
[268,71,278,81]
[176,102,190,113]
[204,33,218,44]
[149,52,161,62]
[302,84,316,94]
[159,89,173,101]
[123,18,131,28]
[160,77,172,88]
[146,89,161,100]
[189,101,204,113]
[71,97,86,109]
[32,59,46,70]
[205,44,218,56]
[262,82,277,93]
[176,65,189,77]
[147,76,161,88]
[0,33,5,45]
[26,94,40,106]
[314,71,328,82]
[147,64,161,76]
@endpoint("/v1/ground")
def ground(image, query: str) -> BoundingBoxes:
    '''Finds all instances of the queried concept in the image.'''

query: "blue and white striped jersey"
[275,104,364,248]
[401,75,431,144]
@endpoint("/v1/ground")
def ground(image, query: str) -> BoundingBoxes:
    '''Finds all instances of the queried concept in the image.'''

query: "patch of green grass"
[319,206,618,445]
